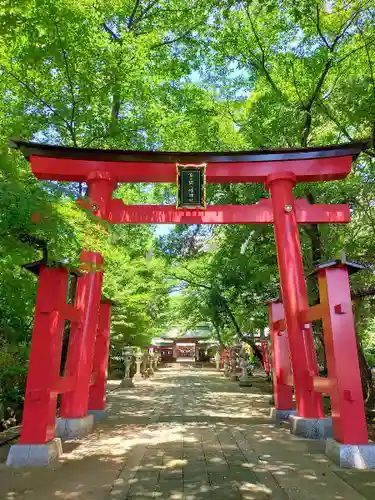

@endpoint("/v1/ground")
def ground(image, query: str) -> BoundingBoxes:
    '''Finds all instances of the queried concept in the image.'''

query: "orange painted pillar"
[60,172,116,419]
[267,172,324,418]
[88,300,112,415]
[59,252,104,418]
[20,266,68,444]
[267,300,293,411]
[318,265,368,444]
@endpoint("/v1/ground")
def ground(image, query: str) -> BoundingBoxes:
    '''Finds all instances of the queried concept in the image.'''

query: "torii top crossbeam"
[11,139,365,225]
[11,140,364,183]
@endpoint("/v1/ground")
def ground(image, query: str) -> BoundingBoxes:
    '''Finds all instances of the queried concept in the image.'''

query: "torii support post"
[314,263,375,468]
[267,172,324,420]
[57,251,104,439]
[267,261,375,467]
[88,299,113,420]
[267,300,296,423]
[57,171,112,437]
[6,264,80,467]
[260,339,271,377]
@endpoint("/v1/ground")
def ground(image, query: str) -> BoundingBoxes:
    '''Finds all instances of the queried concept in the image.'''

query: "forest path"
[0,365,374,500]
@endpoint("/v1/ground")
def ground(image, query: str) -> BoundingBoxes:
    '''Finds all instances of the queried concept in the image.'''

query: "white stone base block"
[270,408,297,422]
[55,414,94,440]
[6,438,62,467]
[88,409,107,420]
[290,415,333,439]
[325,439,375,469]
[120,377,134,388]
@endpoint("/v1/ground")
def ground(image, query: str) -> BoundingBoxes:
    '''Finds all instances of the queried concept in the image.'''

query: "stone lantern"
[214,351,221,370]
[120,347,134,388]
[134,348,143,382]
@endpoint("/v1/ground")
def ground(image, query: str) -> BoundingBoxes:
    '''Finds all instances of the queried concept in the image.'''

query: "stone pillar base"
[6,438,62,467]
[120,378,134,388]
[88,409,107,420]
[133,374,143,383]
[325,439,375,469]
[55,414,94,440]
[290,415,333,439]
[270,408,297,422]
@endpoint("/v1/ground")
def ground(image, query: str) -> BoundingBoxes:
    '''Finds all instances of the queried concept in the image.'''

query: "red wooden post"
[87,171,117,219]
[267,301,293,411]
[267,172,324,418]
[318,265,368,444]
[60,172,114,419]
[260,340,271,375]
[59,251,103,418]
[88,300,112,414]
[20,266,68,444]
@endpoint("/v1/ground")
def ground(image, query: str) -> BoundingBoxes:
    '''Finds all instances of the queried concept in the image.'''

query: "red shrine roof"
[10,139,366,164]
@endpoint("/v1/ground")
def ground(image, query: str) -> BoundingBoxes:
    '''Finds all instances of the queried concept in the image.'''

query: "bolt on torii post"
[6,139,369,468]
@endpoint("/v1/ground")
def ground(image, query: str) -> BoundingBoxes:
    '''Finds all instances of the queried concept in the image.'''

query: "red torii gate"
[6,139,372,468]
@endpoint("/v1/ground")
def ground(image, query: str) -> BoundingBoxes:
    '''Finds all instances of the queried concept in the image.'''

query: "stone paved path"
[0,365,374,500]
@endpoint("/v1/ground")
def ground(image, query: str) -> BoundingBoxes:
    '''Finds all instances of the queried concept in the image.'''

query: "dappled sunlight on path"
[1,365,374,499]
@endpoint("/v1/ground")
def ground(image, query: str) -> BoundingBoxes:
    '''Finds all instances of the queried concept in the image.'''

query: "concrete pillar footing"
[88,409,107,420]
[290,415,333,439]
[6,438,62,467]
[55,414,94,440]
[270,408,297,423]
[325,438,375,469]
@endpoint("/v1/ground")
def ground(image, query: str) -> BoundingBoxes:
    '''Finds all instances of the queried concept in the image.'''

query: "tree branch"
[315,4,331,50]
[243,6,282,96]
[316,99,354,141]
[136,0,160,24]
[0,64,70,129]
[352,285,375,300]
[54,21,78,146]
[167,273,211,290]
[103,23,122,42]
[291,59,305,108]
[331,9,361,52]
[335,39,375,65]
[301,59,332,146]
[127,0,142,30]
[151,21,202,49]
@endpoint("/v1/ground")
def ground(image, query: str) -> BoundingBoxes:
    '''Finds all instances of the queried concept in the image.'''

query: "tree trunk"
[356,337,375,410]
[353,299,375,412]
[220,296,263,363]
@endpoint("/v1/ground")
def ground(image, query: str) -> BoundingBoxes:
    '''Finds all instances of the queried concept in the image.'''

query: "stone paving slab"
[0,365,375,499]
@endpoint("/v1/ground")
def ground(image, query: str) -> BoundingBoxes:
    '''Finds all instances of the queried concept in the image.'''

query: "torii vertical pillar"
[267,172,325,421]
[88,299,113,420]
[7,265,70,466]
[318,264,375,467]
[267,300,296,422]
[56,251,104,439]
[57,171,115,439]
